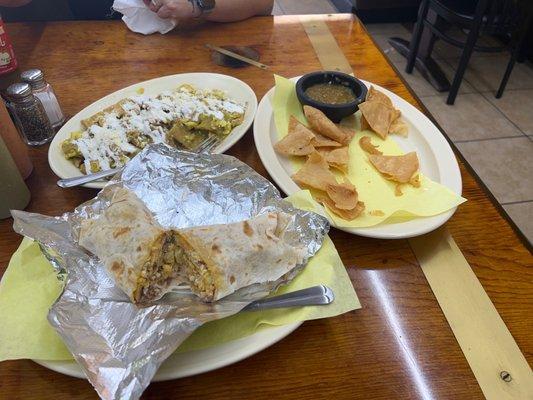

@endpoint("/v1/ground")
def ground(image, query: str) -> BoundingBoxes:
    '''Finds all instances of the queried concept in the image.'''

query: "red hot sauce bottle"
[0,15,20,92]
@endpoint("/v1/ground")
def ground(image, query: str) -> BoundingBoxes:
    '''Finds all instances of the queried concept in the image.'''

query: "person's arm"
[145,0,273,24]
[206,0,273,22]
[0,0,32,6]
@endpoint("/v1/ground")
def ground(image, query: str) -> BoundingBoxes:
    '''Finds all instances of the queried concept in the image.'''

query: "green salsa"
[305,83,356,104]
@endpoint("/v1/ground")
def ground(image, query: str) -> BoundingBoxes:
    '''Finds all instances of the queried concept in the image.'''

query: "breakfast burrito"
[78,188,186,303]
[78,188,308,304]
[174,211,307,302]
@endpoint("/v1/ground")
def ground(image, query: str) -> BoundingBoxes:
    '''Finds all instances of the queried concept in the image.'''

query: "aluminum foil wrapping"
[12,143,329,400]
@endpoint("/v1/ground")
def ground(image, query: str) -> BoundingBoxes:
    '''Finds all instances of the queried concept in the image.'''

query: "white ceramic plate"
[48,73,258,189]
[254,77,462,239]
[34,322,301,381]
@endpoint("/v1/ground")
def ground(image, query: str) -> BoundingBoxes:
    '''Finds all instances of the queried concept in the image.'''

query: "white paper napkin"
[113,0,176,35]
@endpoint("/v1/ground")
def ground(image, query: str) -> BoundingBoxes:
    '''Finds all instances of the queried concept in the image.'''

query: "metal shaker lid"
[21,69,46,89]
[6,82,32,100]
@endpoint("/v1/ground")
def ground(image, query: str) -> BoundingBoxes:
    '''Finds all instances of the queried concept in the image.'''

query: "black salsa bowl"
[295,71,368,123]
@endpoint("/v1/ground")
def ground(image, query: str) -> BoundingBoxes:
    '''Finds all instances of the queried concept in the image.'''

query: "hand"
[143,0,200,20]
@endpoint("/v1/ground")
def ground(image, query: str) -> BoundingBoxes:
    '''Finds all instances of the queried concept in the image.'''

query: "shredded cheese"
[68,85,244,172]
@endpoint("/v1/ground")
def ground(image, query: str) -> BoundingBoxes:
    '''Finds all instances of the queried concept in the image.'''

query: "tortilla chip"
[303,105,349,144]
[389,118,409,137]
[311,133,342,148]
[315,192,365,220]
[274,116,315,156]
[367,86,393,107]
[292,151,337,191]
[367,87,401,122]
[395,184,403,197]
[326,180,358,210]
[391,108,402,122]
[359,136,382,155]
[368,152,419,184]
[358,101,396,140]
[362,87,409,138]
[319,146,349,172]
[360,114,371,131]
[337,125,356,142]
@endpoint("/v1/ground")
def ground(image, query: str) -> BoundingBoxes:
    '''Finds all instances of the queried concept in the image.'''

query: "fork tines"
[196,135,222,154]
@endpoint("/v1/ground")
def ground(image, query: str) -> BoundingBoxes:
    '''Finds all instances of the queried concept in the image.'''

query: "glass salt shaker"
[6,82,55,146]
[20,69,65,130]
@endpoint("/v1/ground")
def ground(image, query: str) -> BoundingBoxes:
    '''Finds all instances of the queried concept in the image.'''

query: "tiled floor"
[369,23,533,244]
[272,4,533,245]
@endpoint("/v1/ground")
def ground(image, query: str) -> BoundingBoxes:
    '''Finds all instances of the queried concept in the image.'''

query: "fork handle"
[242,285,334,312]
[57,167,122,188]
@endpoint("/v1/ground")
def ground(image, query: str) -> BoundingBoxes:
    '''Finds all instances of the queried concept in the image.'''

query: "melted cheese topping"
[69,85,245,172]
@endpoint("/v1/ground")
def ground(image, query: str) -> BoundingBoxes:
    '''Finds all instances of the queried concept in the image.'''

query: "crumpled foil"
[12,143,329,400]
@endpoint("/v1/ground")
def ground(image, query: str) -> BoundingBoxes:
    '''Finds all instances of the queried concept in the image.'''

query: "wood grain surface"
[0,15,531,400]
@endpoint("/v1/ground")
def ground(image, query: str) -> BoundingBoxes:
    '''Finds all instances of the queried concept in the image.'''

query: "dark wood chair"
[406,0,533,104]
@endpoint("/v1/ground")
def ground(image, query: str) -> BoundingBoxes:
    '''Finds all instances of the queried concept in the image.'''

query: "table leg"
[388,10,452,92]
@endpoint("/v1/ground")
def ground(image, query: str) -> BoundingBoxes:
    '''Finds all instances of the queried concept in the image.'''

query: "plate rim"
[33,321,302,381]
[253,76,462,239]
[48,72,258,189]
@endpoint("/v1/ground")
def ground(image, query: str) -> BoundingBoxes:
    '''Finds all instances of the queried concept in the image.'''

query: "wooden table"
[1,15,531,400]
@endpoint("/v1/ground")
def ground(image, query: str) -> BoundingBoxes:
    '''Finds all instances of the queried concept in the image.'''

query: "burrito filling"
[173,245,216,302]
[134,234,183,303]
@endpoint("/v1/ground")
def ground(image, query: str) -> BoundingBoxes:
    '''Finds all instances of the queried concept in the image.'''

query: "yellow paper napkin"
[0,238,70,360]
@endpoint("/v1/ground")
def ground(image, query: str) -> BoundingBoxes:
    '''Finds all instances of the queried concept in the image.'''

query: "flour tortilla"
[78,188,183,304]
[174,212,307,302]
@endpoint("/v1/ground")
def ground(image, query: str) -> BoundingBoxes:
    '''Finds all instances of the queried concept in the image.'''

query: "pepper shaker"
[6,82,55,146]
[21,69,65,130]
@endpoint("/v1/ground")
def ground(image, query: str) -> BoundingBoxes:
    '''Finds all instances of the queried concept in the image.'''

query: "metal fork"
[57,135,223,188]
[57,167,123,188]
